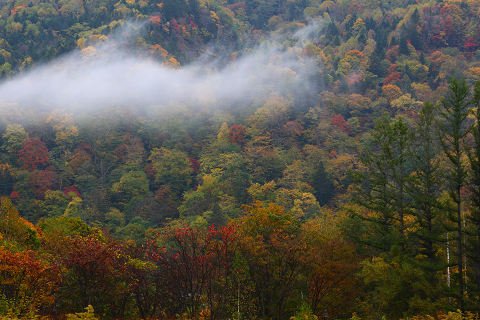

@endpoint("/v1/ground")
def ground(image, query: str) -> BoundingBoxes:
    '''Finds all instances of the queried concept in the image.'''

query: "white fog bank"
[0,21,323,118]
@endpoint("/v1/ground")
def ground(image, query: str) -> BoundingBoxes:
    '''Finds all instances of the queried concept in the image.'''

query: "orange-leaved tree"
[0,248,59,317]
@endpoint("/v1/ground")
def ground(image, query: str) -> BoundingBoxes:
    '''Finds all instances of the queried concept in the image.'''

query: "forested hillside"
[1,0,480,319]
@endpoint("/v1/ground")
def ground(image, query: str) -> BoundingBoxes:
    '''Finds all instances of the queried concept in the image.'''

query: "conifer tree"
[354,116,412,251]
[409,102,446,303]
[438,78,471,311]
[467,81,480,308]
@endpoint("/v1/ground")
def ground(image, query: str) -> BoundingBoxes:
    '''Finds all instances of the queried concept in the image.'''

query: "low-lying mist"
[0,21,323,122]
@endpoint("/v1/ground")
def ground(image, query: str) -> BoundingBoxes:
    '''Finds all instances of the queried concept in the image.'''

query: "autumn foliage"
[18,138,49,171]
[1,0,480,318]
[0,248,59,317]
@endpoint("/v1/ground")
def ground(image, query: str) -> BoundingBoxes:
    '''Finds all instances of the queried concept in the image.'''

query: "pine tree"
[410,103,443,262]
[353,116,412,251]
[312,162,334,206]
[467,81,480,308]
[438,78,471,311]
[409,103,447,305]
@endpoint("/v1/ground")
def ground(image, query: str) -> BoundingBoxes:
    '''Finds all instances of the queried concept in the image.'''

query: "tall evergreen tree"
[467,81,480,309]
[411,103,442,261]
[312,162,334,206]
[409,103,447,306]
[353,116,412,251]
[438,78,471,311]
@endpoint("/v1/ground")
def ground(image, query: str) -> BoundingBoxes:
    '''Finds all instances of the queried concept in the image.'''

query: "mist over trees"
[1,0,480,319]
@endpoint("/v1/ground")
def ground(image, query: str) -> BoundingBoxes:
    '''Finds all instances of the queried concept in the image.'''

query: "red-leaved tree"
[18,138,49,171]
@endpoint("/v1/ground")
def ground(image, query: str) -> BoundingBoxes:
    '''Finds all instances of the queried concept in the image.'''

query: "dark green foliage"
[353,116,413,252]
[466,81,480,309]
[439,78,471,311]
[312,162,334,206]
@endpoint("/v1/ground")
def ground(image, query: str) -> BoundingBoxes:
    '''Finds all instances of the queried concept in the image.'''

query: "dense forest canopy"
[1,0,480,319]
